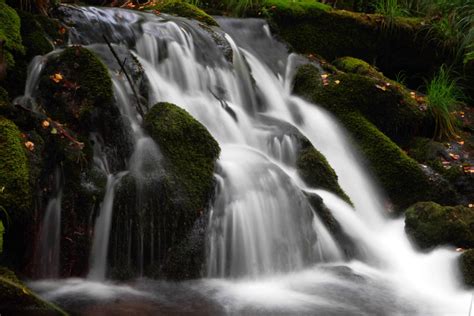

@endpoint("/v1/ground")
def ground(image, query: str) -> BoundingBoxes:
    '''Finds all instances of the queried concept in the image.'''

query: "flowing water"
[25,6,471,315]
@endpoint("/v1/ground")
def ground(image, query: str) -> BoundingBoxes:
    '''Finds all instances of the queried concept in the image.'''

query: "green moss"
[460,249,474,287]
[296,138,350,203]
[147,1,217,26]
[19,12,54,59]
[405,202,474,249]
[333,56,383,78]
[145,102,220,212]
[293,64,457,210]
[262,1,452,85]
[0,87,8,108]
[0,267,68,315]
[39,46,113,128]
[298,61,426,145]
[0,1,24,66]
[0,117,31,222]
[261,0,331,15]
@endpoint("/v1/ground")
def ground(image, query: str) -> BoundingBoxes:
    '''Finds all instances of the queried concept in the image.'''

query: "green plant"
[425,65,463,140]
[223,0,262,16]
[374,0,408,22]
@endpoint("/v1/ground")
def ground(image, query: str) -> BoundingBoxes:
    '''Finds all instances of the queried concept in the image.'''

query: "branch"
[102,35,145,118]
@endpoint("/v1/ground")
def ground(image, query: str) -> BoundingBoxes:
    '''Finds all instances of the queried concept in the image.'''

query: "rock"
[297,137,351,203]
[0,1,24,67]
[38,46,113,130]
[107,102,220,280]
[260,0,453,86]
[459,249,474,287]
[405,202,474,249]
[146,0,218,26]
[0,266,67,315]
[292,63,459,211]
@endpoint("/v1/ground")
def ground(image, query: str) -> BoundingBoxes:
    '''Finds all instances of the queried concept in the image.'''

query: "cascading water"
[36,168,63,279]
[26,6,471,315]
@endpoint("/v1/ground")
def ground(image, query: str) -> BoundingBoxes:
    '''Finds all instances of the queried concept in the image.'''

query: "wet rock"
[405,202,474,249]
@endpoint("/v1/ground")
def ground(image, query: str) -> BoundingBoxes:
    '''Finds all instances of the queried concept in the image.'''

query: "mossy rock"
[297,137,350,202]
[293,64,458,210]
[0,87,8,108]
[0,267,68,315]
[0,117,31,221]
[260,1,452,86]
[298,59,428,145]
[405,202,474,249]
[459,249,474,287]
[146,0,218,26]
[145,102,220,213]
[333,56,384,79]
[0,1,24,67]
[38,46,113,129]
[19,11,55,59]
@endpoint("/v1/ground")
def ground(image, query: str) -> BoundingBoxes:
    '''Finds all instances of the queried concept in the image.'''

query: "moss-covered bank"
[0,1,24,67]
[146,0,217,26]
[258,0,452,85]
[405,202,474,249]
[293,64,458,211]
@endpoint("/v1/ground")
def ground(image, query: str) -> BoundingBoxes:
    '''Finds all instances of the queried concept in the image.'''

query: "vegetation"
[0,1,24,66]
[147,0,218,25]
[425,66,463,140]
[405,202,474,249]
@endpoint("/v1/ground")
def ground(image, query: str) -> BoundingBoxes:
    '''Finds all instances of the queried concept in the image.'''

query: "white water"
[27,6,471,315]
[37,168,63,278]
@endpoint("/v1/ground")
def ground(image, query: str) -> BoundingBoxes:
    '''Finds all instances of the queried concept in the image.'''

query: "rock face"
[405,202,474,249]
[292,63,459,211]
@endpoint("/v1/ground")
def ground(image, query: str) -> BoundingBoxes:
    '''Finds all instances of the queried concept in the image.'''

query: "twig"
[102,35,145,118]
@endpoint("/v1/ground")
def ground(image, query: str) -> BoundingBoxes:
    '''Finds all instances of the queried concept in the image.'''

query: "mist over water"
[26,6,471,315]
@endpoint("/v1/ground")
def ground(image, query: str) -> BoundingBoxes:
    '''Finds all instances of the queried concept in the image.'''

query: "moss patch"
[0,1,24,66]
[0,267,68,315]
[459,249,474,287]
[38,46,113,129]
[0,117,31,222]
[146,0,217,26]
[297,138,350,202]
[145,102,220,212]
[405,202,474,249]
[293,64,457,210]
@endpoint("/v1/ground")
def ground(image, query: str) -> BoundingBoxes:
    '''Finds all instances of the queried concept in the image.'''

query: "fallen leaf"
[41,120,50,128]
[321,73,329,79]
[50,73,63,83]
[24,141,35,151]
[335,80,340,84]
[51,127,58,135]
[375,84,387,91]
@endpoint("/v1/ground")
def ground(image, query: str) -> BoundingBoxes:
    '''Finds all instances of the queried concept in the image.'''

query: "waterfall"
[26,6,471,315]
[37,168,63,279]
